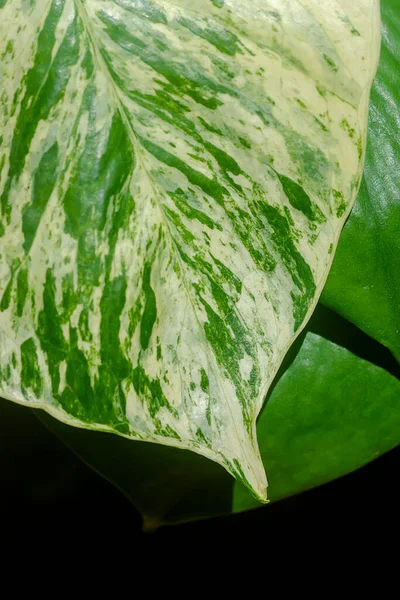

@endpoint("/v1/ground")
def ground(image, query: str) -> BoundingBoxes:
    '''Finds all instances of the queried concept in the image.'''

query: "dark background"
[2,396,399,545]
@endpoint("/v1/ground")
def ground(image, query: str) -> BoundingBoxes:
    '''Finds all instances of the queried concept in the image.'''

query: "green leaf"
[322,0,400,361]
[0,0,380,501]
[233,328,400,512]
[38,312,400,525]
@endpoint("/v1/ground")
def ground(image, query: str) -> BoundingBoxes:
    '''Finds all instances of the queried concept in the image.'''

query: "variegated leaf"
[0,0,380,501]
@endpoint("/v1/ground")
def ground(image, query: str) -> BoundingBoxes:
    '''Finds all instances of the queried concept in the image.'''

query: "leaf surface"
[233,328,400,512]
[0,0,380,500]
[323,0,400,361]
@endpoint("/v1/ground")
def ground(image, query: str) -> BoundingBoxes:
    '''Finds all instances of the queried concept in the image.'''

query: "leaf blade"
[0,0,381,500]
[234,330,400,512]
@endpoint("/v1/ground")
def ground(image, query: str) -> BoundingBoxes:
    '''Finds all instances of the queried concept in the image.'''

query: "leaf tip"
[223,438,268,504]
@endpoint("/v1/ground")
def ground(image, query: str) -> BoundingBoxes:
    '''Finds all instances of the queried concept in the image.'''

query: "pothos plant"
[0,0,399,526]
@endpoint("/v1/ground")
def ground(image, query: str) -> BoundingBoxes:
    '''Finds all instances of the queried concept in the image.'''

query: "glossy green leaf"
[38,313,400,525]
[0,1,380,500]
[233,328,400,512]
[323,0,400,361]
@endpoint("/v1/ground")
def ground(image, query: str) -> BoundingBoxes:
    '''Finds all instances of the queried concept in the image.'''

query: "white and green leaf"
[0,0,380,501]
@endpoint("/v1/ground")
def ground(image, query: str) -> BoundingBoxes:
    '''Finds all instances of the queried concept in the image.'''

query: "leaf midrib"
[73,0,255,460]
